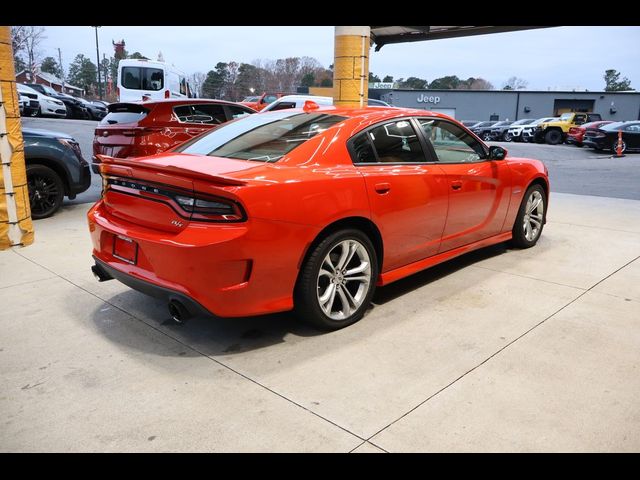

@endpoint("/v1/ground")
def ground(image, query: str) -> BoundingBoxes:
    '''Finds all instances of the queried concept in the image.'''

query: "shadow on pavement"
[89,241,511,358]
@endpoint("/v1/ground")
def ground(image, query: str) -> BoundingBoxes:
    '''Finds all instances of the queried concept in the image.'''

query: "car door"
[416,117,512,253]
[350,118,449,271]
[624,123,640,149]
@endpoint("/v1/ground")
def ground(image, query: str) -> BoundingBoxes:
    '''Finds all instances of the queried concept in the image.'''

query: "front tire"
[294,229,378,330]
[611,139,626,153]
[511,184,546,249]
[545,129,563,145]
[27,164,64,219]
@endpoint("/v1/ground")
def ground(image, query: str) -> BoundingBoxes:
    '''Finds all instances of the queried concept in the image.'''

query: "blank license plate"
[113,235,138,264]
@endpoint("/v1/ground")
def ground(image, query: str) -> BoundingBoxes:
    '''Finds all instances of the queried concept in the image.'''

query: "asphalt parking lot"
[2,116,640,452]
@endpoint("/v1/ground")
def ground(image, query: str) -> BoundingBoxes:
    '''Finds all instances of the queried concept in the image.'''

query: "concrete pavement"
[1,193,639,452]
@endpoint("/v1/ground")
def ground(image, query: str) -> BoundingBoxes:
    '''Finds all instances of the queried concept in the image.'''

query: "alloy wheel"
[316,239,371,321]
[28,173,61,217]
[523,190,544,242]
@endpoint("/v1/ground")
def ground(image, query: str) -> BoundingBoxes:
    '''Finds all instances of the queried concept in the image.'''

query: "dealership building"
[373,88,640,122]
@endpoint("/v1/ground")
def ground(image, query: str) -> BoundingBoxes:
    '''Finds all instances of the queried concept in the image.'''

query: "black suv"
[25,83,89,119]
[470,121,501,141]
[23,128,92,219]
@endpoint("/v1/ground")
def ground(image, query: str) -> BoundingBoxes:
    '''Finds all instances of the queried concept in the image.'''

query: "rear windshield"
[100,104,149,125]
[175,111,347,162]
[121,66,164,91]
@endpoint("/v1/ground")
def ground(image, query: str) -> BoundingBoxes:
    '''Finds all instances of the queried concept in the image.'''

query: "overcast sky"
[37,26,640,91]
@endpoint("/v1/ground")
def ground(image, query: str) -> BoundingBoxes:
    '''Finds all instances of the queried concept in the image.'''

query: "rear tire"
[27,164,64,219]
[511,184,546,249]
[503,131,512,142]
[482,132,492,141]
[545,129,563,145]
[612,139,626,153]
[294,229,378,331]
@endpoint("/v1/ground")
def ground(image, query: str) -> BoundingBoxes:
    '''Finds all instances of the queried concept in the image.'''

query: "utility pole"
[92,26,102,100]
[57,47,65,93]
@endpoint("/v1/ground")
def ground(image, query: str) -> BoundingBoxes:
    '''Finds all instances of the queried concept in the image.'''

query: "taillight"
[174,194,245,222]
[164,90,170,98]
[105,176,245,222]
[116,87,120,100]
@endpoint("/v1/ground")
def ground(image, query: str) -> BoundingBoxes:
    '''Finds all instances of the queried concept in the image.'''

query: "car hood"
[22,127,73,140]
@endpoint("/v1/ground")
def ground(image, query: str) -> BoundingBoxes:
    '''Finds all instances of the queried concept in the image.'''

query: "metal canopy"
[370,26,554,51]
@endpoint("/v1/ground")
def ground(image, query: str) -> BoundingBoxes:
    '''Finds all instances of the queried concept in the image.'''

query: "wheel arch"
[297,216,384,273]
[26,158,70,196]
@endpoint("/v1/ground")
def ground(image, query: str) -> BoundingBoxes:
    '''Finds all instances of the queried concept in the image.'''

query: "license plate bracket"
[113,235,138,264]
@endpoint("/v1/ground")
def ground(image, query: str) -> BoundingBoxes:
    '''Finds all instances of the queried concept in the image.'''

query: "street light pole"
[92,26,102,100]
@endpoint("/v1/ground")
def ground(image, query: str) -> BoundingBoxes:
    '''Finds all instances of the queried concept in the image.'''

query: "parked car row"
[16,83,109,120]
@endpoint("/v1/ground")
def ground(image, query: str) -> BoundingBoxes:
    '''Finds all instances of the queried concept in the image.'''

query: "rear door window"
[122,67,164,91]
[225,105,255,119]
[174,104,227,124]
[359,119,428,163]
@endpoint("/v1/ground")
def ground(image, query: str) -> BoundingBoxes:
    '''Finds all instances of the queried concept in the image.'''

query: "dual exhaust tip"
[91,263,193,325]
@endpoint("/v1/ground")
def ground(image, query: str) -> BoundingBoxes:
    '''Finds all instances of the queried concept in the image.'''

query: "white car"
[521,117,559,142]
[505,119,537,142]
[16,83,67,118]
[260,95,391,112]
[19,94,29,114]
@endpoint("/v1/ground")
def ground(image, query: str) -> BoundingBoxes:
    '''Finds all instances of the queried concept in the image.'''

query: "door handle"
[374,182,391,194]
[451,181,463,190]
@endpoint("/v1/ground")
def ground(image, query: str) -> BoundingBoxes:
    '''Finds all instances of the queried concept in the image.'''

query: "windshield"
[175,111,347,162]
[560,113,574,121]
[492,121,512,127]
[511,119,534,126]
[243,96,259,102]
[601,122,627,131]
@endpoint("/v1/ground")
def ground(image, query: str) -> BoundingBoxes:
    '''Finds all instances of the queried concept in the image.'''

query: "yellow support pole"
[0,25,34,249]
[333,26,370,108]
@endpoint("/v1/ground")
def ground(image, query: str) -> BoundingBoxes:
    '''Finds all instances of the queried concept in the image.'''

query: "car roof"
[262,105,455,124]
[126,98,254,108]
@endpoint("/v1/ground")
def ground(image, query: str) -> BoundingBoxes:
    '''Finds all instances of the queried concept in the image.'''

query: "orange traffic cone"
[614,130,625,158]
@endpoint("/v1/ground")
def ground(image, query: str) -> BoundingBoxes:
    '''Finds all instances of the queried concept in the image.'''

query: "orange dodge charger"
[88,104,549,330]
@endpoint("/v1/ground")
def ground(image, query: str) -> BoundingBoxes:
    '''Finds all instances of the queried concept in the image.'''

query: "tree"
[458,77,494,90]
[202,62,229,99]
[429,75,461,89]
[128,51,149,60]
[320,78,333,87]
[12,26,46,78]
[301,72,315,87]
[502,76,528,90]
[604,69,633,91]
[40,56,62,77]
[382,75,393,83]
[67,54,97,93]
[395,76,429,89]
[369,72,381,83]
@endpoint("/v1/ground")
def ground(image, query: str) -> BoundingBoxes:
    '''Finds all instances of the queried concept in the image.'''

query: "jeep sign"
[417,94,441,104]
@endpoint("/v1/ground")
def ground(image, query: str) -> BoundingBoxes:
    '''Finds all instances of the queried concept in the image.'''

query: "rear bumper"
[87,200,317,318]
[92,257,213,318]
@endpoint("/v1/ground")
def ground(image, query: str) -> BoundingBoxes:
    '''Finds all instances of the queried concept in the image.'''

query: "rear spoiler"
[96,155,247,187]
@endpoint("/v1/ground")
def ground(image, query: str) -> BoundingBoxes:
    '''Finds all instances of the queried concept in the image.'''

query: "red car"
[567,120,613,147]
[91,99,256,173]
[240,92,286,111]
[88,106,549,330]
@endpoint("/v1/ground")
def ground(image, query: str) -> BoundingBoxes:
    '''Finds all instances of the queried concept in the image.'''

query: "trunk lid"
[98,153,257,232]
[94,102,156,159]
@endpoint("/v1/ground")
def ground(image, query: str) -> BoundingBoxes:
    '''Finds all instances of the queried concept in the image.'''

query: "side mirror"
[489,145,507,160]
